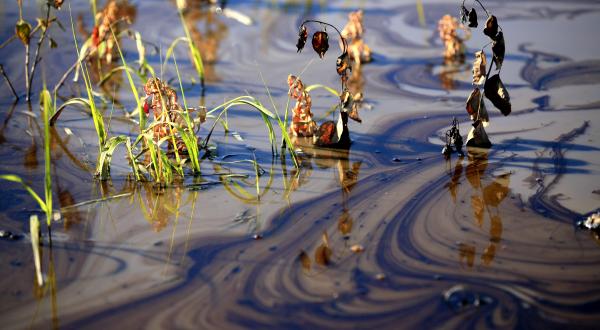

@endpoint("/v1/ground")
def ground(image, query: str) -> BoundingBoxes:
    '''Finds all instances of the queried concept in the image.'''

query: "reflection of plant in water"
[447,149,510,267]
[293,148,363,273]
[438,14,470,62]
[179,0,228,83]
[341,10,372,68]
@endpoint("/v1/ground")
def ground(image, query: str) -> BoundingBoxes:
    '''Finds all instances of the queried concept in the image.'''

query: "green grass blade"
[41,88,53,225]
[110,27,145,131]
[0,175,46,212]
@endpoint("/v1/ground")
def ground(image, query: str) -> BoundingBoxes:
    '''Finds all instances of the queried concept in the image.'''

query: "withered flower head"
[483,15,499,40]
[312,30,329,58]
[468,8,478,28]
[296,25,308,53]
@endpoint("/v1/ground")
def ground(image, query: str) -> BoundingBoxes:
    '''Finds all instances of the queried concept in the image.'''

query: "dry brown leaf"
[472,51,487,85]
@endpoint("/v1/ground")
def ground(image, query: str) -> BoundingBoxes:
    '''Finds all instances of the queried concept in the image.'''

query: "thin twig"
[0,64,19,100]
[53,48,94,96]
[27,4,52,102]
[24,43,30,102]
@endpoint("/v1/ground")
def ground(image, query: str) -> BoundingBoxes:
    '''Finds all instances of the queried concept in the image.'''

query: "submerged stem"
[0,64,19,100]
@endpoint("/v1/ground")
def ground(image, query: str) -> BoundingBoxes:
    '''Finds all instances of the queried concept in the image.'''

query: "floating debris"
[350,244,364,253]
[375,273,386,281]
[443,284,480,312]
[579,212,600,231]
[0,230,23,241]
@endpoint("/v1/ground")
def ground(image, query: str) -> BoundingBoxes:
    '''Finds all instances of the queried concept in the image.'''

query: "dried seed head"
[483,15,499,40]
[468,8,478,28]
[312,30,329,58]
[296,25,308,53]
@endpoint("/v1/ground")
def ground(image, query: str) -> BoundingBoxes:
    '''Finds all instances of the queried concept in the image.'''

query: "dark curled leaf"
[492,31,505,70]
[312,30,329,58]
[296,25,308,53]
[460,5,469,24]
[484,74,511,116]
[483,15,499,40]
[468,8,478,28]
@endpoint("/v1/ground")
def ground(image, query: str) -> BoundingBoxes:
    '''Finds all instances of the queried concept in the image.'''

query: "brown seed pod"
[484,74,511,116]
[468,8,478,28]
[296,25,308,53]
[492,31,505,70]
[15,20,32,45]
[483,15,499,40]
[312,30,329,58]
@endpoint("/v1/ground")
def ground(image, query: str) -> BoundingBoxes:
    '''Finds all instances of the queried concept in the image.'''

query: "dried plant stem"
[27,4,52,102]
[53,49,94,96]
[0,64,19,100]
[24,43,30,101]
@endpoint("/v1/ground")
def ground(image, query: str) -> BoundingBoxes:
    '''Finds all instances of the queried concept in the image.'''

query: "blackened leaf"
[483,15,499,40]
[460,5,469,24]
[15,19,32,45]
[484,74,511,116]
[336,52,350,76]
[296,25,308,53]
[468,8,478,28]
[312,31,329,59]
[492,31,505,70]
